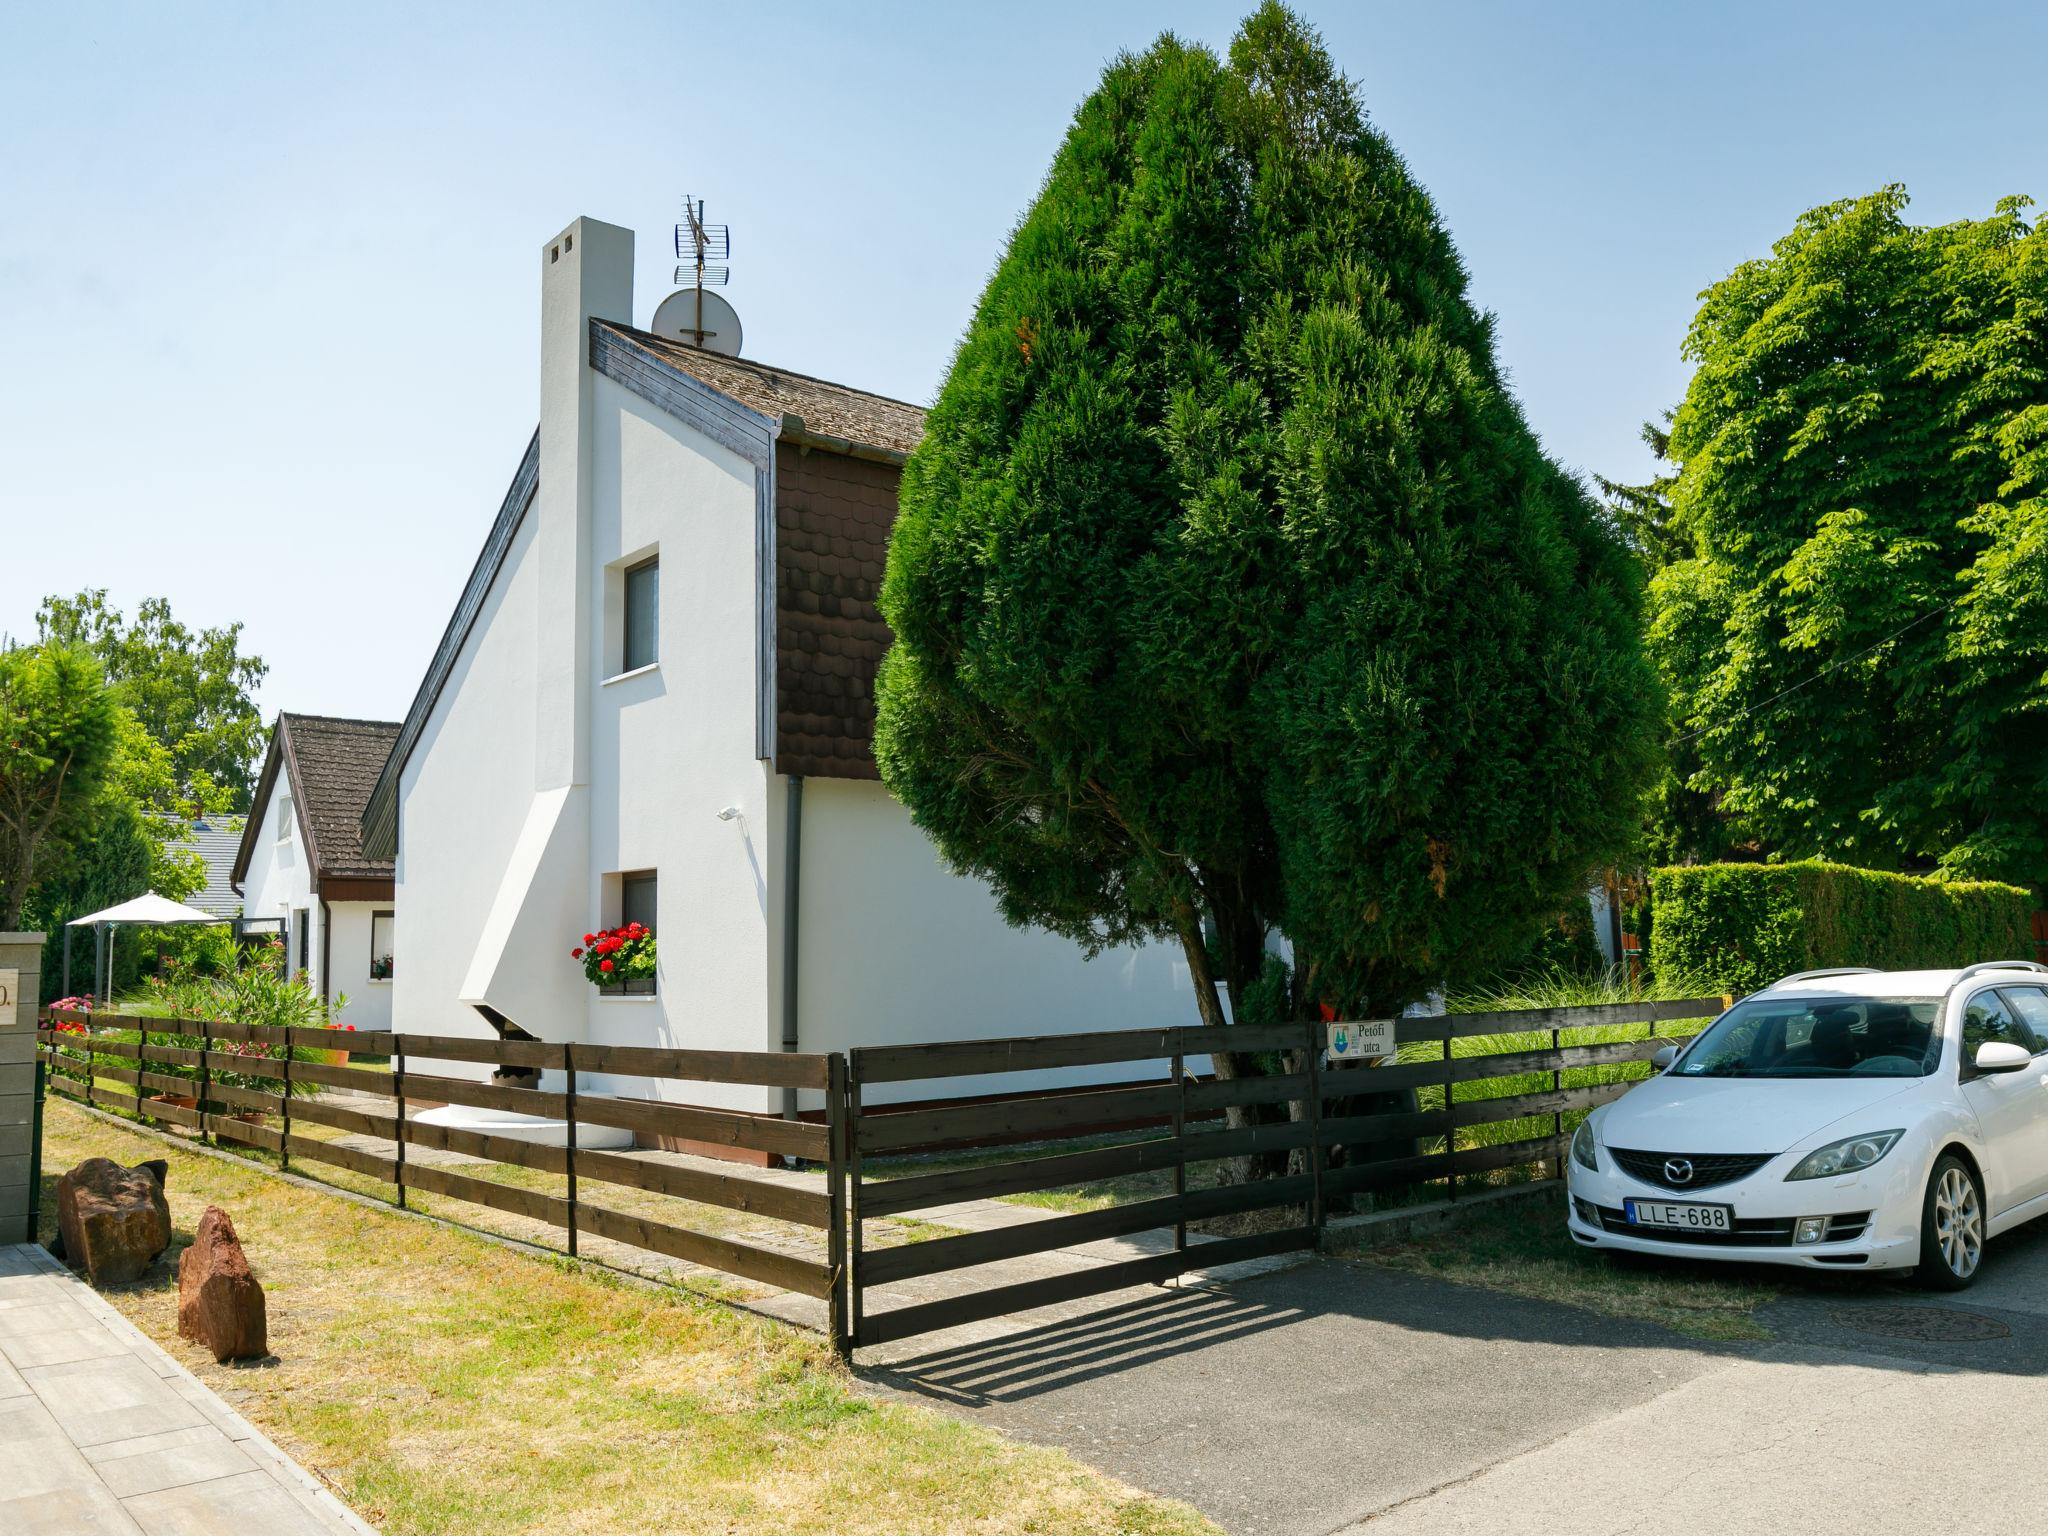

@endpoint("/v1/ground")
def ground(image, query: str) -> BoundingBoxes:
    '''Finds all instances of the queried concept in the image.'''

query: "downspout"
[781,774,803,1124]
[319,892,334,1019]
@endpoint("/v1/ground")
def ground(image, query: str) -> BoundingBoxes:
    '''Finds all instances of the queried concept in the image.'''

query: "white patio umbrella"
[65,892,230,1004]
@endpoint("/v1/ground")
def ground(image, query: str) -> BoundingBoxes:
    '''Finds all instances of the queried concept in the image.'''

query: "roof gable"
[235,714,399,888]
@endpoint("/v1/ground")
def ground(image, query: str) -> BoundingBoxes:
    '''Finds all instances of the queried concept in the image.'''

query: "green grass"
[1357,1196,1782,1342]
[39,1099,1220,1536]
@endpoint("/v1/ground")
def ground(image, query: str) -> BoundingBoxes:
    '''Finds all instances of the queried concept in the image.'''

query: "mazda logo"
[1664,1158,1695,1185]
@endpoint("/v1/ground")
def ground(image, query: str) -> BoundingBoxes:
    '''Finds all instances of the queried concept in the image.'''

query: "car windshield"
[1673,994,1940,1078]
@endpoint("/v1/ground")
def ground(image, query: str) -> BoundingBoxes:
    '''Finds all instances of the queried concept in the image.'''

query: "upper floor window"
[623,556,659,672]
[276,794,295,866]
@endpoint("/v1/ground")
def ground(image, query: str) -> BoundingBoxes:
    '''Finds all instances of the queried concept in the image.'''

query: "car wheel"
[1915,1154,1985,1290]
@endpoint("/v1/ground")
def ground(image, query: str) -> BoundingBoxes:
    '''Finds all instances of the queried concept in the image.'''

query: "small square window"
[622,557,659,672]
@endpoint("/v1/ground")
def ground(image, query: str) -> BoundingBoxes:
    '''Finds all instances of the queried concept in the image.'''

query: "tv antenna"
[651,195,743,356]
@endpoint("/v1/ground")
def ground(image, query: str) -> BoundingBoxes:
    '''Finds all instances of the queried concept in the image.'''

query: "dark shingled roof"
[234,714,399,890]
[774,442,899,779]
[605,324,925,460]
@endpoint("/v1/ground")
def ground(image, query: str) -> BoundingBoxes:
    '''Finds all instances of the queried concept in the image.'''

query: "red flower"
[345,1024,356,1032]
[599,958,614,973]
[571,947,584,959]
[583,933,596,945]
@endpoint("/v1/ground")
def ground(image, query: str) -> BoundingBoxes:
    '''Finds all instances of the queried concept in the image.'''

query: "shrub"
[1648,861,2036,994]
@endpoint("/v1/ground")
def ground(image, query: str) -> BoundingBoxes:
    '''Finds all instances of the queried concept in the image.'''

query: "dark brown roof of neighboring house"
[233,714,400,891]
[603,323,926,460]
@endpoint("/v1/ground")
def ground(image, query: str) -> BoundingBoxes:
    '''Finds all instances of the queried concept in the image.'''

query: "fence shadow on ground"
[865,1284,1307,1405]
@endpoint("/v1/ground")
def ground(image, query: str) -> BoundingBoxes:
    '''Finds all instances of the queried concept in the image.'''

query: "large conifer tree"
[877,5,1659,1030]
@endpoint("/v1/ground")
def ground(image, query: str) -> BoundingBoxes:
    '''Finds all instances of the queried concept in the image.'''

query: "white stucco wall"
[794,777,1198,1105]
[392,509,546,1045]
[238,774,313,954]
[583,372,775,1111]
[324,900,394,1032]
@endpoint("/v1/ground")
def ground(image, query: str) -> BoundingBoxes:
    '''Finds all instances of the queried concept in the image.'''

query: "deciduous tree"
[0,645,121,928]
[1649,188,2048,886]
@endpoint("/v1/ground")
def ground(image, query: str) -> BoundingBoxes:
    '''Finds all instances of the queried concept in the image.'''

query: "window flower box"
[572,923,655,992]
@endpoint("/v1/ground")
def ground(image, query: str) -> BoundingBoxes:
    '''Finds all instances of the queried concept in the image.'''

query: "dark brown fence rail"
[37,1010,849,1347]
[848,1019,1323,1349]
[38,994,1728,1358]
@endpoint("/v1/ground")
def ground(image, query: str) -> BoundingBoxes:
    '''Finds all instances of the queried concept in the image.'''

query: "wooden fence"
[37,995,1727,1355]
[37,1010,848,1347]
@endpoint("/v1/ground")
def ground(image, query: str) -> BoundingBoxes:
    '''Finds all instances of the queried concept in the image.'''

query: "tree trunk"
[1169,896,1264,1183]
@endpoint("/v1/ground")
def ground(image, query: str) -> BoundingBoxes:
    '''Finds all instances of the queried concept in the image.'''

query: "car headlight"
[1785,1130,1904,1182]
[1571,1119,1599,1172]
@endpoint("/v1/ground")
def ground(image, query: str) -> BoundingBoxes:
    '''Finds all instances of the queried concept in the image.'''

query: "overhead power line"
[1668,602,1956,750]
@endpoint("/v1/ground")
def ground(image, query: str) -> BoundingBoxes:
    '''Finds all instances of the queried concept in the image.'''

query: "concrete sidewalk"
[0,1243,372,1536]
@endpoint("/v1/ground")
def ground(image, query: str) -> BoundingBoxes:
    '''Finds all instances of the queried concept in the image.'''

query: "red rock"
[55,1158,171,1285]
[177,1206,268,1362]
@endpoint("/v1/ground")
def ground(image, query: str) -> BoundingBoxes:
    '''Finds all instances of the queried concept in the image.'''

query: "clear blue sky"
[4,2,2043,724]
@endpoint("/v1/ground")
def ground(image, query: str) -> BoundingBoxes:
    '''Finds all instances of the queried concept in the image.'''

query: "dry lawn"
[1357,1196,1782,1342]
[37,1099,1218,1536]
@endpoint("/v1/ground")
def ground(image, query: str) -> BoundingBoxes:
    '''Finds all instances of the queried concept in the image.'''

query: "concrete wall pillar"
[0,931,47,1243]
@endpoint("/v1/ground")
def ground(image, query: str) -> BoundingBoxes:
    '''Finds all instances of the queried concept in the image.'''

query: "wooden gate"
[844,1020,1324,1349]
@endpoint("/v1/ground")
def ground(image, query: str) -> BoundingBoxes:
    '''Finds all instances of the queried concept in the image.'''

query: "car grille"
[1609,1148,1775,1191]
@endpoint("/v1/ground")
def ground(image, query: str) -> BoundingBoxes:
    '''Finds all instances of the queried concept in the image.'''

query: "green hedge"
[1649,861,2037,995]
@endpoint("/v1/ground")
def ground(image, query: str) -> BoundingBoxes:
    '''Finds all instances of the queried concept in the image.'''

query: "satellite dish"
[651,288,743,356]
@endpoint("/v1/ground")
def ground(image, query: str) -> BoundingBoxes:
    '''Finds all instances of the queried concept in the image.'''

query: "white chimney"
[534,217,633,791]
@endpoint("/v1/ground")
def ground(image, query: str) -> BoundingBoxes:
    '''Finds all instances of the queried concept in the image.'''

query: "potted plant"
[572,923,656,992]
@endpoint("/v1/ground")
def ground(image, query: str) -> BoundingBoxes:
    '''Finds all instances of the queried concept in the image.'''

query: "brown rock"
[55,1158,172,1285]
[177,1206,268,1362]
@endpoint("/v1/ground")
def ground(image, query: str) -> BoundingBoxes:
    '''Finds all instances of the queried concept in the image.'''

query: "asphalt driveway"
[865,1219,2048,1535]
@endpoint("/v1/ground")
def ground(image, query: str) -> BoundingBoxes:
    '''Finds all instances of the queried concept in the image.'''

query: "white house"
[357,216,1196,1124]
[233,713,401,1031]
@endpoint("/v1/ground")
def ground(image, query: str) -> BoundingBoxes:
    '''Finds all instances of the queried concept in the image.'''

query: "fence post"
[198,1014,211,1146]
[1306,1019,1324,1234]
[564,1042,579,1259]
[1442,1028,1456,1202]
[826,1052,848,1358]
[846,1051,865,1352]
[1171,1034,1187,1255]
[393,1036,407,1210]
[134,1018,147,1122]
[1550,1020,1563,1181]
[280,1027,292,1171]
[84,1012,95,1114]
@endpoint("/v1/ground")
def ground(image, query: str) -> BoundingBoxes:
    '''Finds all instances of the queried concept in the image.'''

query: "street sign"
[1326,1016,1397,1064]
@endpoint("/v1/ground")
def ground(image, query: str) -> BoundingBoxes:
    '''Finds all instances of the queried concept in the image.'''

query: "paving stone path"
[0,1242,371,1536]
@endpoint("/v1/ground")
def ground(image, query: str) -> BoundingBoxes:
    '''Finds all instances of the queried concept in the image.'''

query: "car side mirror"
[1651,1045,1678,1071]
[1974,1041,2032,1074]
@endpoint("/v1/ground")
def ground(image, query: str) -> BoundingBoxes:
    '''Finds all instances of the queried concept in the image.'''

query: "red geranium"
[574,921,656,989]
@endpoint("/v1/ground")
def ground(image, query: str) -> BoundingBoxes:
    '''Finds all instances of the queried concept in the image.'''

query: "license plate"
[1624,1199,1733,1232]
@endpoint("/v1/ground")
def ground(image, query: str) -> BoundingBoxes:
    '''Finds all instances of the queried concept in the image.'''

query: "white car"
[1566,961,2048,1289]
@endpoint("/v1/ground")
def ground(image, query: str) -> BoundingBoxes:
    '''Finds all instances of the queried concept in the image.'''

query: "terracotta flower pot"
[150,1093,198,1112]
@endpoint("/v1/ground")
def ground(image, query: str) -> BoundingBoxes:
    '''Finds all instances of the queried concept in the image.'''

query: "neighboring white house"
[357,216,1197,1121]
[233,714,401,1031]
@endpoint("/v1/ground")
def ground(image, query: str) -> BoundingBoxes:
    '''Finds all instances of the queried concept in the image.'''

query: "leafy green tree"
[37,590,267,809]
[876,4,1661,1041]
[0,645,122,928]
[1649,187,2048,886]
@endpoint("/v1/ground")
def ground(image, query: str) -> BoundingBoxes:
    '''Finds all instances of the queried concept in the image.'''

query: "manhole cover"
[1828,1305,2010,1343]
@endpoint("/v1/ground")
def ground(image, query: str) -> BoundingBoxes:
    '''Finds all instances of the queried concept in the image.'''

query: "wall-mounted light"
[716,806,742,822]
